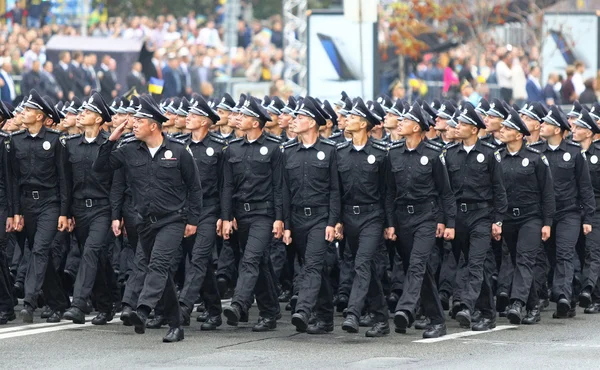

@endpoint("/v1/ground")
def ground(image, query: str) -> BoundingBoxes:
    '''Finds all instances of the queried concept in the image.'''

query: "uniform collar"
[299,136,322,150]
[350,139,372,153]
[78,133,106,145]
[399,139,425,154]
[27,125,47,139]
[242,133,265,145]
[138,133,170,151]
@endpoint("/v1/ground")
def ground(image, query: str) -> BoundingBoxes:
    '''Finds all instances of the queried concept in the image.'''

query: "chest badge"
[260,146,268,155]
[476,153,485,163]
[563,152,571,162]
[592,155,598,164]
[367,154,376,164]
[420,156,428,165]
[317,151,325,160]
[42,141,51,151]
[164,150,173,159]
[522,158,529,167]
[206,147,214,157]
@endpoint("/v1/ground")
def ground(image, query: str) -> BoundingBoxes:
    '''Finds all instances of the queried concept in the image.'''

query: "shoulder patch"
[494,150,502,162]
[10,129,26,137]
[320,138,336,146]
[481,141,497,149]
[567,140,581,147]
[209,135,225,145]
[541,154,549,166]
[525,146,540,154]
[372,143,388,152]
[336,141,350,150]
[424,142,441,152]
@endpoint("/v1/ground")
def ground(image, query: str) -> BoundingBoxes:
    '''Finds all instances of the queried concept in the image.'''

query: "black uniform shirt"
[185,134,226,206]
[0,132,13,215]
[585,142,600,208]
[499,145,555,226]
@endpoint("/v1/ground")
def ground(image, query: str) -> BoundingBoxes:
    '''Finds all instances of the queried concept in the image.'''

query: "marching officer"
[214,93,237,140]
[519,102,547,145]
[94,95,203,343]
[0,101,14,325]
[220,96,283,332]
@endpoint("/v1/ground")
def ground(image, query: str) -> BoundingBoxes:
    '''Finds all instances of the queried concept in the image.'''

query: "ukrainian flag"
[148,77,165,95]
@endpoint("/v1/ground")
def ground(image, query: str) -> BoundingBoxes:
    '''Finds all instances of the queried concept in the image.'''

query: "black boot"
[162,327,184,343]
[200,315,222,331]
[64,306,86,324]
[342,314,359,333]
[365,321,390,337]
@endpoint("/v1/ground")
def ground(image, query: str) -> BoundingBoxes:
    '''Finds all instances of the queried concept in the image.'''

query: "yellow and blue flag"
[148,77,164,95]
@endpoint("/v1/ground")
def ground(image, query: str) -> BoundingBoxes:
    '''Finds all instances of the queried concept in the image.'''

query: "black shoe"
[163,327,184,343]
[217,277,228,298]
[584,303,600,314]
[200,315,222,331]
[129,310,147,334]
[439,292,450,311]
[342,314,359,333]
[111,302,122,317]
[470,310,482,323]
[455,309,471,328]
[336,295,348,313]
[252,317,277,332]
[92,312,113,325]
[365,321,390,337]
[40,306,52,319]
[13,282,24,299]
[393,310,411,333]
[64,306,86,324]
[568,301,577,318]
[223,303,242,326]
[414,317,431,330]
[180,305,191,327]
[539,298,550,310]
[291,311,309,332]
[359,313,376,327]
[285,302,292,311]
[278,290,292,303]
[83,299,93,314]
[342,308,348,318]
[579,289,593,308]
[195,301,206,313]
[507,301,524,325]
[387,292,400,312]
[121,305,133,326]
[423,324,447,338]
[306,320,334,335]
[556,298,570,316]
[290,295,298,313]
[496,292,509,313]
[46,310,63,323]
[20,304,34,323]
[240,309,249,323]
[146,315,167,329]
[0,311,15,325]
[522,308,541,325]
[472,318,496,331]
[498,309,508,318]
[450,301,461,319]
[196,310,210,322]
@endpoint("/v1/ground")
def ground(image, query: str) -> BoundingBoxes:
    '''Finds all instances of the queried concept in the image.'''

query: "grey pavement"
[1,301,599,369]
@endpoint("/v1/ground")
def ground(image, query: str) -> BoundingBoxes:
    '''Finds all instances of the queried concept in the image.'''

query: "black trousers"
[217,233,239,284]
[122,220,184,328]
[344,209,388,322]
[452,207,495,319]
[395,207,445,325]
[504,218,542,310]
[22,197,68,311]
[545,211,581,302]
[337,238,354,298]
[231,213,279,318]
[437,239,457,296]
[178,205,221,314]
[0,207,13,313]
[72,204,112,313]
[578,212,600,295]
[121,196,139,282]
[292,211,334,322]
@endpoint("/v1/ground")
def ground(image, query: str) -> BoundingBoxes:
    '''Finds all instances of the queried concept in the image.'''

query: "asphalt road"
[2,301,599,369]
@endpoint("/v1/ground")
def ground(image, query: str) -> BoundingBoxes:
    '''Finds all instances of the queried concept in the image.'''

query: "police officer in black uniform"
[61,92,116,325]
[533,105,595,318]
[11,90,71,323]
[94,95,203,343]
[445,103,507,331]
[0,101,14,325]
[497,108,555,325]
[221,96,283,332]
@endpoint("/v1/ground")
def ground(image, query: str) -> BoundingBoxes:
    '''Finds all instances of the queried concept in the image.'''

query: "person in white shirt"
[496,51,513,102]
[572,60,586,97]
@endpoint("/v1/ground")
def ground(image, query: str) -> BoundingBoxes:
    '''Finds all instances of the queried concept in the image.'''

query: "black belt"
[202,198,220,207]
[342,203,379,215]
[457,201,490,213]
[141,210,183,224]
[22,189,57,200]
[236,201,272,212]
[292,206,328,217]
[507,205,539,217]
[73,198,110,208]
[396,200,436,214]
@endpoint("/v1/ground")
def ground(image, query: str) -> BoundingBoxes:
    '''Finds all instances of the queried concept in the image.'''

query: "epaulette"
[480,141,497,149]
[567,140,581,147]
[209,131,223,139]
[123,132,134,139]
[527,140,543,146]
[265,135,282,144]
[117,136,139,148]
[372,143,388,152]
[444,142,459,150]
[426,140,443,148]
[283,140,299,149]
[424,142,441,152]
[229,137,244,144]
[46,128,62,135]
[10,129,26,136]
[320,138,336,146]
[0,131,9,138]
[100,130,110,139]
[209,135,225,145]
[328,132,342,139]
[371,138,388,146]
[594,141,600,151]
[389,141,405,150]
[168,136,186,145]
[336,141,350,150]
[525,146,540,154]
[60,133,81,146]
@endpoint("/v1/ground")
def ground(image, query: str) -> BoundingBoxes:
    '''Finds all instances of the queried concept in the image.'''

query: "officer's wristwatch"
[495,222,503,227]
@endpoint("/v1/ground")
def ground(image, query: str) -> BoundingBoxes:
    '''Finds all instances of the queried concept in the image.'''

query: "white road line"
[0,315,97,334]
[0,321,94,340]
[413,325,518,343]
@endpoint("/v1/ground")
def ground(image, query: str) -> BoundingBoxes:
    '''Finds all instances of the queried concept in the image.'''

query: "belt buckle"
[512,208,520,217]
[407,205,414,214]
[304,207,312,217]
[243,203,251,212]
[32,191,39,200]
[353,206,360,215]
[85,199,93,208]
[460,203,467,213]
[149,215,157,224]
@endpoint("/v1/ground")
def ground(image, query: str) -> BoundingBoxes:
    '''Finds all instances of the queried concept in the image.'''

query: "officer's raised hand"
[108,120,127,142]
[184,224,197,238]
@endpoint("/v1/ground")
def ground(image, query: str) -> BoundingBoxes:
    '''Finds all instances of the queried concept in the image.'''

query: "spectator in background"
[162,53,182,98]
[270,18,284,49]
[1,2,26,25]
[54,51,74,100]
[98,55,119,101]
[511,55,528,106]
[41,61,63,102]
[197,19,221,49]
[578,78,597,104]
[458,57,475,86]
[391,80,406,101]
[0,60,16,103]
[461,81,481,106]
[525,64,543,103]
[245,51,273,82]
[270,49,285,81]
[572,60,585,97]
[200,81,214,100]
[496,50,513,102]
[21,59,43,96]
[127,62,147,94]
[561,65,577,104]
[27,0,44,29]
[178,48,192,97]
[237,19,252,48]
[443,59,459,99]
[23,39,46,72]
[71,51,89,97]
[544,72,560,106]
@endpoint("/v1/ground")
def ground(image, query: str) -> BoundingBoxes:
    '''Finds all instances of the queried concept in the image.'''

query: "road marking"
[413,325,517,343]
[0,315,97,334]
[0,321,95,340]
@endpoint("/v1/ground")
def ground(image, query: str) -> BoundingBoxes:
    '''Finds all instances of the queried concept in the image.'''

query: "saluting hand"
[109,121,127,142]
